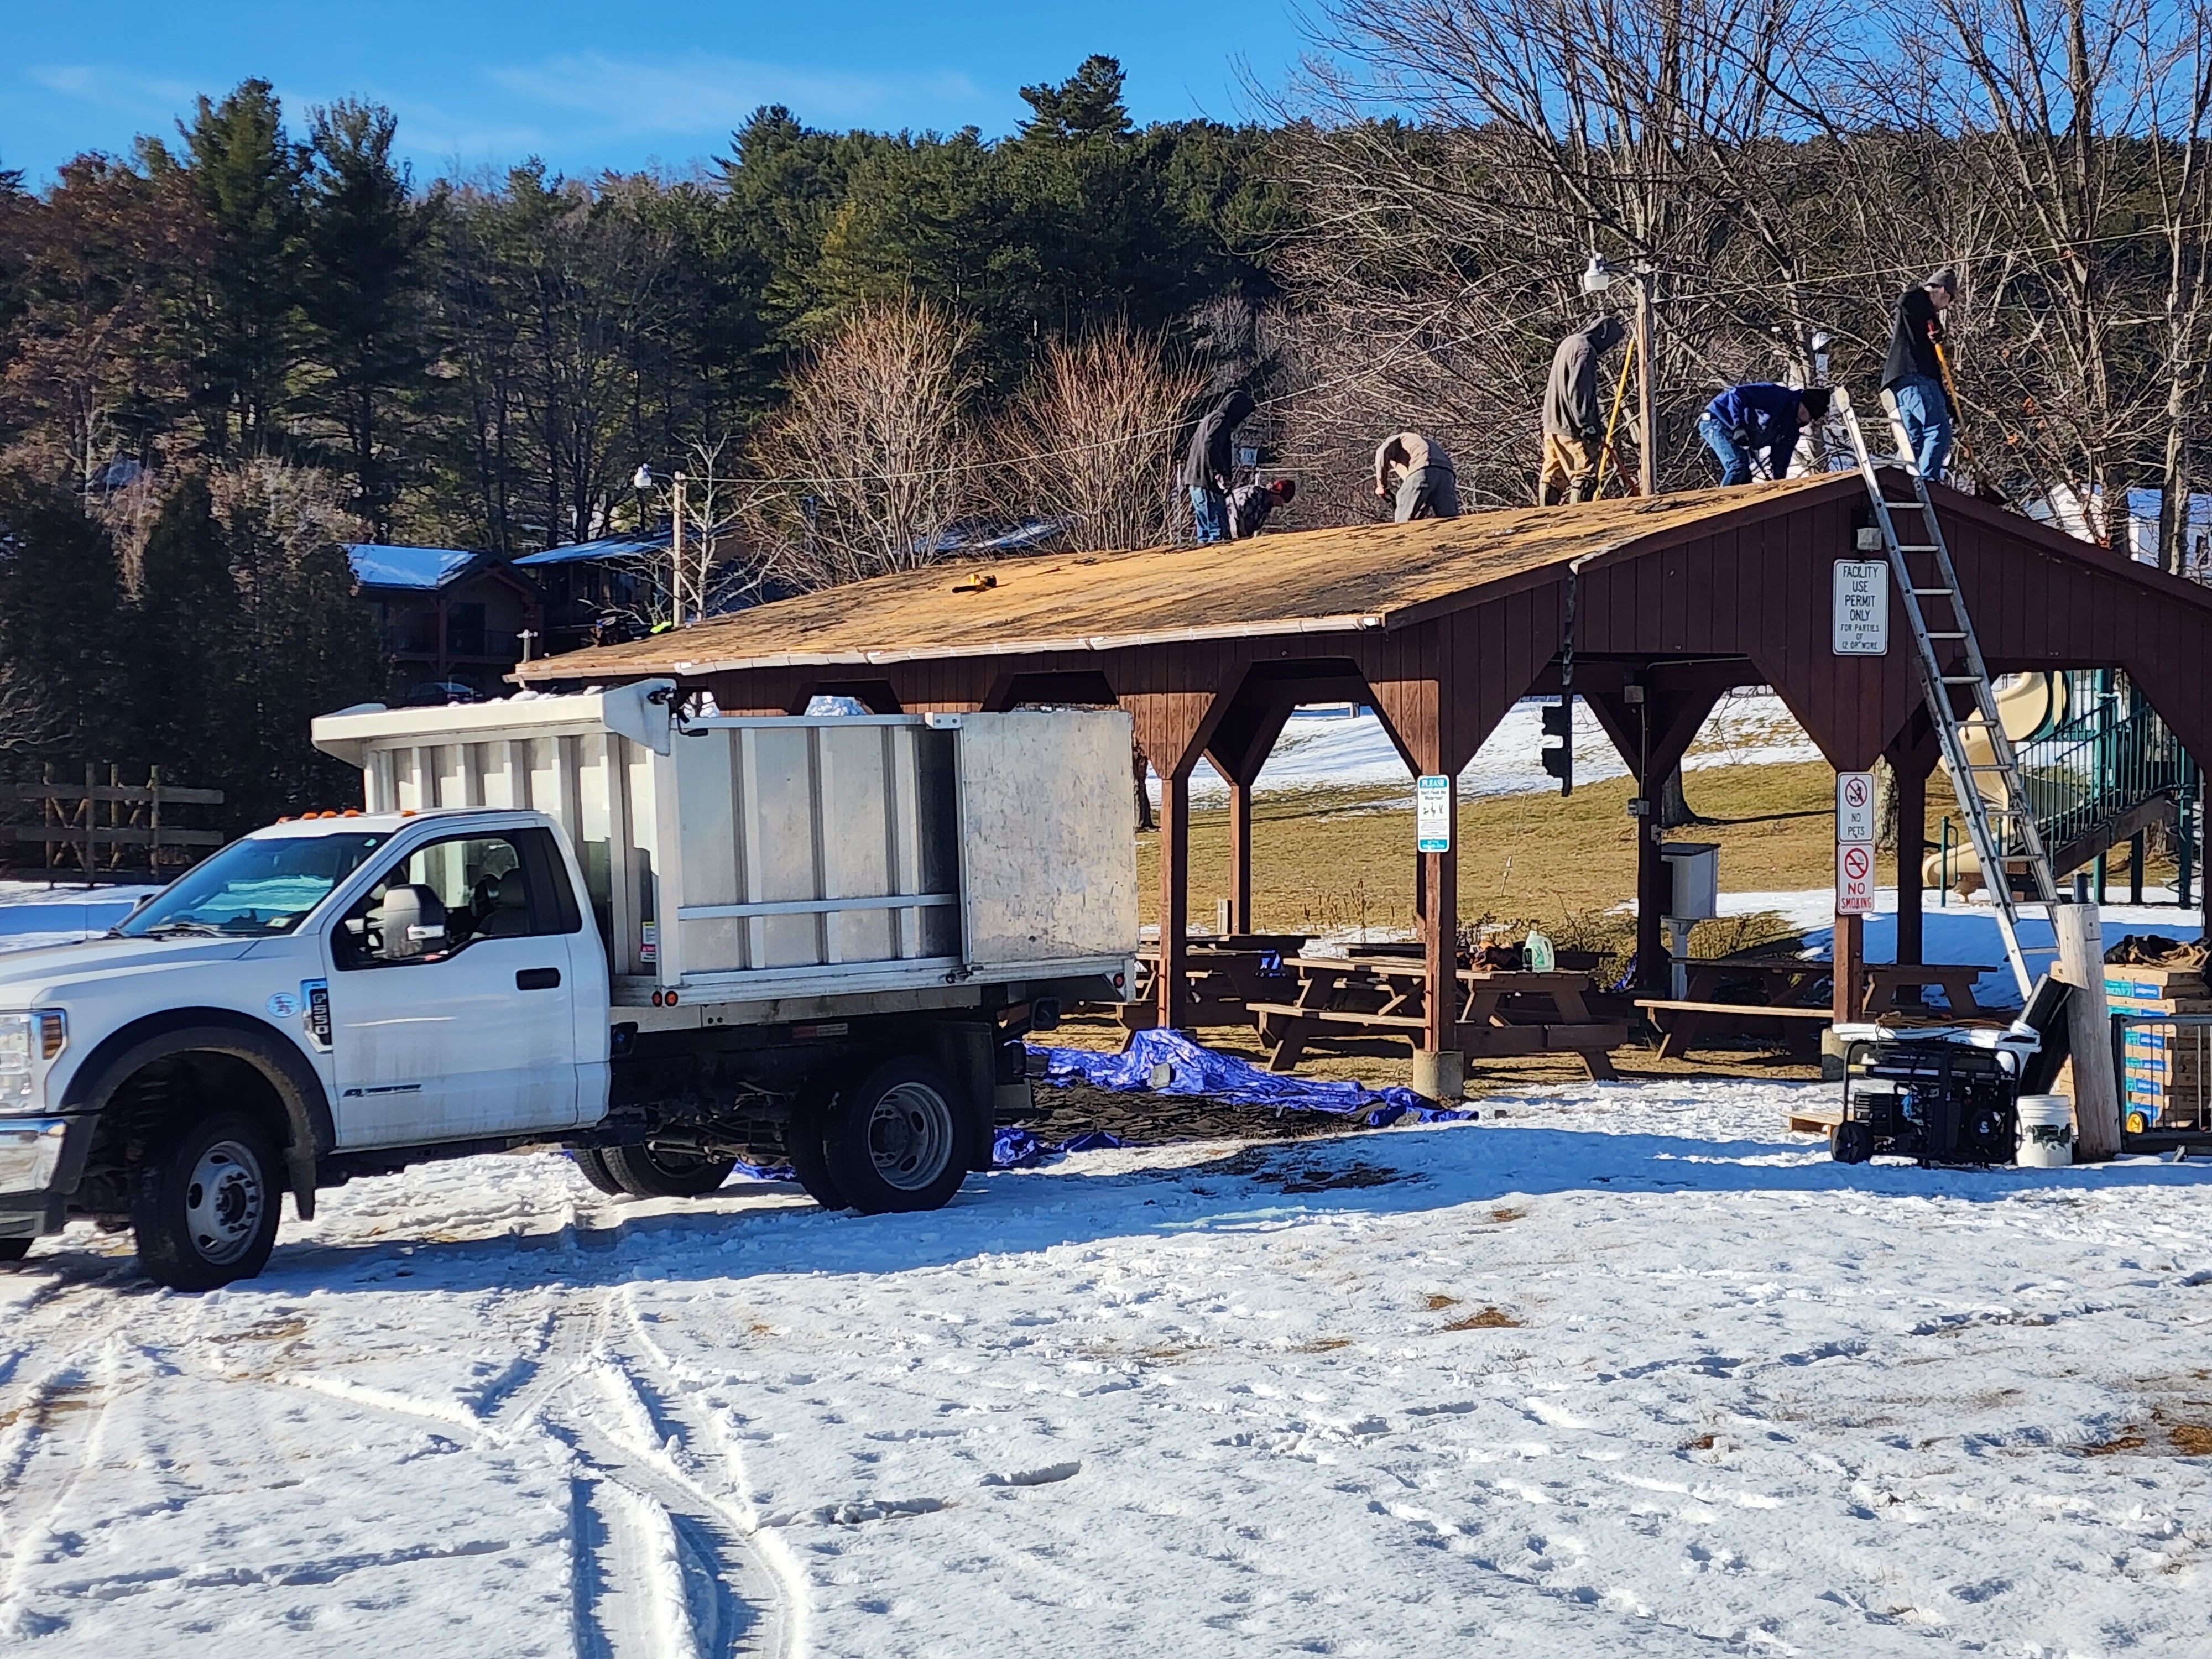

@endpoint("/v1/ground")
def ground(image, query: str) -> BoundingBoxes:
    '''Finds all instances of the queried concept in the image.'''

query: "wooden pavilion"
[517,472,2212,1086]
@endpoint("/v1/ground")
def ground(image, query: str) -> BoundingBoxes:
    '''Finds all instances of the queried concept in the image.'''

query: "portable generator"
[1831,975,2073,1166]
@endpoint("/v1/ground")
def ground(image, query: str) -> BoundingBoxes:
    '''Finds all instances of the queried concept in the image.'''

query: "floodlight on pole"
[632,464,655,491]
[1580,252,1613,295]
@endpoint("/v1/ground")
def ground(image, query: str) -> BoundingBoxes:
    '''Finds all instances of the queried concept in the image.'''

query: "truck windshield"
[116,832,390,939]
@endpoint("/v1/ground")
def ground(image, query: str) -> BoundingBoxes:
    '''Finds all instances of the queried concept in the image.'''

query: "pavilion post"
[1228,779,1253,935]
[1157,768,1193,1029]
[1636,815,1669,998]
[1894,749,1928,974]
[1422,776,1460,1057]
[1121,675,1245,1035]
[1832,911,1865,1025]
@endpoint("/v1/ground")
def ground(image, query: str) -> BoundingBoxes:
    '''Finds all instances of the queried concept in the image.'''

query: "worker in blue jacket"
[1698,384,1832,485]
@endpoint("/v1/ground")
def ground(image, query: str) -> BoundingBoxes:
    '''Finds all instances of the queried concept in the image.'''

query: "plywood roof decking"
[519,476,1845,680]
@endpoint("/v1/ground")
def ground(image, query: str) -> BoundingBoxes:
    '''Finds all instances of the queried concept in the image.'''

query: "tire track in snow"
[531,1286,799,1658]
[0,1343,121,1641]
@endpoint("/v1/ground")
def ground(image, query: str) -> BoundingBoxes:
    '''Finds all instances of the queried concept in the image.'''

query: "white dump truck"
[0,685,1136,1288]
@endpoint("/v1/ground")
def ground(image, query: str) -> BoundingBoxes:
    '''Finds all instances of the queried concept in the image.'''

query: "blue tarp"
[513,531,671,567]
[1027,1027,1475,1128]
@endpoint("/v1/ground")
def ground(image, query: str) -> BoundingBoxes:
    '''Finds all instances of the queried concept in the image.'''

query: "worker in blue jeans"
[1697,384,1831,485]
[1882,267,1958,481]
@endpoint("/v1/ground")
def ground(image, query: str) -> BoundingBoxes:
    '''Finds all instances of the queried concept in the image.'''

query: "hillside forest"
[7,0,2212,822]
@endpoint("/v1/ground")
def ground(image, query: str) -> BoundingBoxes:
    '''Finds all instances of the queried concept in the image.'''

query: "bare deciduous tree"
[996,325,1203,551]
[748,295,980,590]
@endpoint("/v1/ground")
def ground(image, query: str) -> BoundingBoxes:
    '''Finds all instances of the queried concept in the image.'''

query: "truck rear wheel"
[782,1104,846,1211]
[599,1144,737,1199]
[0,1238,30,1265]
[570,1148,626,1196]
[131,1112,282,1291]
[822,1057,972,1215]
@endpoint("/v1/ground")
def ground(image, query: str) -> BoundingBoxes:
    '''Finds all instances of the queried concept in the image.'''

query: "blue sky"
[1,0,1305,186]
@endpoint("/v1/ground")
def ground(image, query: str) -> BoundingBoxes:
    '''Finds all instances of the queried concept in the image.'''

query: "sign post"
[1833,770,1877,1024]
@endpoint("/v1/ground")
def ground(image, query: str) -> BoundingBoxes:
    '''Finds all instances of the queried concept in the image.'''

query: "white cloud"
[28,62,197,118]
[486,51,984,135]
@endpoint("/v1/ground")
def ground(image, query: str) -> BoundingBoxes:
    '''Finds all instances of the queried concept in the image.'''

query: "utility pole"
[671,471,688,627]
[1632,266,1657,498]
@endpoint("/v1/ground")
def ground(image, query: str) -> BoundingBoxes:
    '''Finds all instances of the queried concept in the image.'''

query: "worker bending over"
[1540,316,1627,504]
[1883,268,1957,481]
[1182,387,1256,544]
[1374,433,1458,521]
[1227,477,1296,539]
[1697,384,1832,486]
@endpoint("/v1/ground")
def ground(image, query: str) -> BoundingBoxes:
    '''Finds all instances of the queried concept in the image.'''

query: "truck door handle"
[516,968,562,990]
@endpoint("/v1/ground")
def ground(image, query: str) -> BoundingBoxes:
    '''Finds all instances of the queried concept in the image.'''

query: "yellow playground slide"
[1923,672,2077,894]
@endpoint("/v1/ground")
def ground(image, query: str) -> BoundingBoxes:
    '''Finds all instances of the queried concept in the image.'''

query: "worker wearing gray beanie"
[1882,267,1960,480]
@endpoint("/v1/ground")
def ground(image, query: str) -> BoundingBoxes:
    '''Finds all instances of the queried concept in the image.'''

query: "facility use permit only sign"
[1833,560,1889,655]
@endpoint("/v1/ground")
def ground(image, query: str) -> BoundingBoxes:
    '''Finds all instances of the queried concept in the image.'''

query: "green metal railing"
[1936,681,2198,904]
[2013,693,2196,858]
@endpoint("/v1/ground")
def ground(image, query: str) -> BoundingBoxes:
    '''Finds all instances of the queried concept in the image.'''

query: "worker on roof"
[1882,267,1958,481]
[1697,384,1833,486]
[1227,477,1296,539]
[1539,316,1628,505]
[1182,387,1256,544]
[1374,432,1459,521]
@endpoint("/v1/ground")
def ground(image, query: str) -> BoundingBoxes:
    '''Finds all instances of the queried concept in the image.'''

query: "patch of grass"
[1139,761,1854,936]
[1490,1207,1527,1223]
[1442,1306,1522,1331]
[2168,1420,2212,1456]
[1423,1293,1460,1311]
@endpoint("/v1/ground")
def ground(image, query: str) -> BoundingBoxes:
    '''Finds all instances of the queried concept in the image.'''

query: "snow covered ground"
[0,881,154,956]
[1161,690,1818,806]
[7,1081,2212,1656]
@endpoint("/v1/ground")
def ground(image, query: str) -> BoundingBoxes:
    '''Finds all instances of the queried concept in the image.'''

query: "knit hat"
[1269,478,1297,500]
[1925,267,1958,295]
[1799,387,1833,419]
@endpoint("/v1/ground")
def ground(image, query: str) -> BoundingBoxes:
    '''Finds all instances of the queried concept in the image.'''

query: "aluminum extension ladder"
[1836,388,2059,999]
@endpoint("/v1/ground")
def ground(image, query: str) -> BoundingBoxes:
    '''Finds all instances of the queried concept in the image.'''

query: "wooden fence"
[0,765,227,877]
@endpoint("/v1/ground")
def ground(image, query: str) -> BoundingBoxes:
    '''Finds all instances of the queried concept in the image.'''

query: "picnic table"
[1122,936,1311,1030]
[1637,953,1996,1060]
[1246,954,1626,1079]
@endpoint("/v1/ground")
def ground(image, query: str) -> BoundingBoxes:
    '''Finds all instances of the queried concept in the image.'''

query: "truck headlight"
[0,1011,61,1112]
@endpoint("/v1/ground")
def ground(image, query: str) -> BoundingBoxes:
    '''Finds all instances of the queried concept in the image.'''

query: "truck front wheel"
[822,1057,972,1214]
[599,1144,737,1199]
[0,1238,30,1265]
[131,1112,283,1291]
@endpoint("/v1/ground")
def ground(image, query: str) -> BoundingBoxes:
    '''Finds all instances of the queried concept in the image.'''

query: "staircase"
[2009,691,2196,888]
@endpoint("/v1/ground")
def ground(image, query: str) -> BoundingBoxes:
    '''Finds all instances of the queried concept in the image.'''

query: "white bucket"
[2016,1093,2075,1168]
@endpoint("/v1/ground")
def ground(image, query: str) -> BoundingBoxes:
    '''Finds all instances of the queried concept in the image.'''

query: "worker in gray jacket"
[1374,432,1459,521]
[1540,316,1628,504]
[1181,388,1256,543]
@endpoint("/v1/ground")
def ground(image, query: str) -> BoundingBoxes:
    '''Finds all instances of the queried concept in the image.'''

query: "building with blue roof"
[346,544,546,703]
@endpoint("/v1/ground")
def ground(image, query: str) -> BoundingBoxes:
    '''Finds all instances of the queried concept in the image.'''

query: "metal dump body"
[314,685,1138,1004]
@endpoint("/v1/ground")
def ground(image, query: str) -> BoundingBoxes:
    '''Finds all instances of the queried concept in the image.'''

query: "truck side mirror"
[372,884,448,962]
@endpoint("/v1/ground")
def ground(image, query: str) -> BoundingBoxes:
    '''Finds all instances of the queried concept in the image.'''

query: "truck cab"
[0,808,610,1288]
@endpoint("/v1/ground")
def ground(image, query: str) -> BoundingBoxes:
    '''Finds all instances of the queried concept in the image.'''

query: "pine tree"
[304,101,426,539]
[213,460,382,818]
[0,476,126,762]
[131,474,245,796]
[180,79,307,457]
